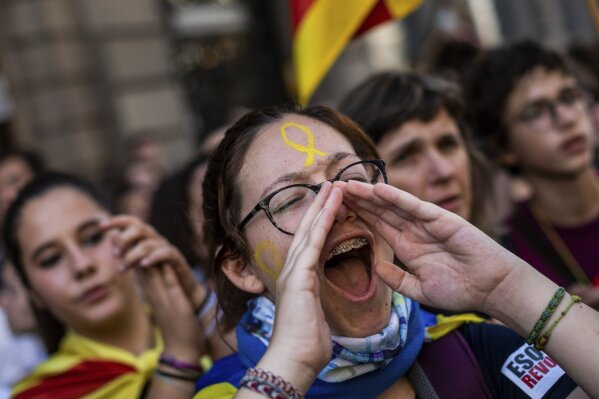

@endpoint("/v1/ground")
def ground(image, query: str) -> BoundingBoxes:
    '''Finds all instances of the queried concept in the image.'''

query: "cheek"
[252,240,285,283]
[28,268,71,308]
[247,225,290,288]
[387,165,426,198]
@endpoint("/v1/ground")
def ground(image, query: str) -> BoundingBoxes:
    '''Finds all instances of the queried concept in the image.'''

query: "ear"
[218,246,265,295]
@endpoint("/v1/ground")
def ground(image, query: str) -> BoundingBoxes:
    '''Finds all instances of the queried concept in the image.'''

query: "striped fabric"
[291,0,422,105]
[11,329,163,399]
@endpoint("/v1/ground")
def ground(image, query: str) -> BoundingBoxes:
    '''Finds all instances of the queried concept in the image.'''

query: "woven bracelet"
[535,294,582,350]
[240,368,304,399]
[527,287,565,345]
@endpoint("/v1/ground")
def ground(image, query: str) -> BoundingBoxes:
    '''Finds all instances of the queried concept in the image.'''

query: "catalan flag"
[291,0,423,105]
[11,329,162,399]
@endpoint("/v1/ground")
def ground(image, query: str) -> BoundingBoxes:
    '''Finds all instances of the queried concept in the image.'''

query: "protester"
[4,172,206,399]
[465,41,599,308]
[194,104,596,398]
[339,71,498,236]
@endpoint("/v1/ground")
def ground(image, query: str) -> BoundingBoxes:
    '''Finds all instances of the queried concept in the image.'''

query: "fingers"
[100,215,159,256]
[375,261,425,304]
[279,184,342,280]
[345,181,440,222]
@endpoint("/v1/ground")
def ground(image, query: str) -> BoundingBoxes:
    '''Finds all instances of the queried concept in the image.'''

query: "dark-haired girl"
[5,173,205,399]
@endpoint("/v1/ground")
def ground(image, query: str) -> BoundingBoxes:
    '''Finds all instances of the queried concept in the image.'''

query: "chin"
[324,280,392,338]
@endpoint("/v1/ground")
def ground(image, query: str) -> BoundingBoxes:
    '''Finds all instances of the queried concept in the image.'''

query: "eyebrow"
[522,85,579,106]
[29,218,103,263]
[259,152,356,198]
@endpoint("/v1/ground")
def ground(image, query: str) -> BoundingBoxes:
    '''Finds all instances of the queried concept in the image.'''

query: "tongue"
[324,257,370,297]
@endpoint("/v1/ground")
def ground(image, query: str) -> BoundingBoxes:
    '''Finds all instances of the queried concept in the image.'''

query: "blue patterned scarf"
[237,293,424,398]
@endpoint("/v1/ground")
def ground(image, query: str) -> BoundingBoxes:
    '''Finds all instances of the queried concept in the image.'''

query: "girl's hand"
[137,264,203,361]
[100,216,205,359]
[258,182,342,394]
[341,181,524,315]
[100,216,209,311]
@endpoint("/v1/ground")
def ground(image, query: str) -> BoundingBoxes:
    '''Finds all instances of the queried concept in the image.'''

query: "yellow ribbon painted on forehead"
[280,122,329,167]
[253,240,284,280]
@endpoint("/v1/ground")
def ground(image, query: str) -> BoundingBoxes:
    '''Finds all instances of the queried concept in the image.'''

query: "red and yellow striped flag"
[291,0,422,105]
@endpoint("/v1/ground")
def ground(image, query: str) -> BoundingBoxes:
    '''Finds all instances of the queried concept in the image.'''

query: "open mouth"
[561,135,587,154]
[324,237,373,300]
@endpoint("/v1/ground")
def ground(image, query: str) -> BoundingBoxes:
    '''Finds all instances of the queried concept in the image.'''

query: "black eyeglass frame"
[511,86,585,125]
[237,159,387,236]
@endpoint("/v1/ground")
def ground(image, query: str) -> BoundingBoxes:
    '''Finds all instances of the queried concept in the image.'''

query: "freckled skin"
[238,115,393,337]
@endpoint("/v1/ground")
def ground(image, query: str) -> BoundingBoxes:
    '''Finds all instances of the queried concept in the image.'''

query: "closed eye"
[38,252,62,268]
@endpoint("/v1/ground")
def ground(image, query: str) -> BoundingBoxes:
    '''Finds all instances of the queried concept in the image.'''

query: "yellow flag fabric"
[292,0,422,105]
[11,329,163,399]
[425,313,487,341]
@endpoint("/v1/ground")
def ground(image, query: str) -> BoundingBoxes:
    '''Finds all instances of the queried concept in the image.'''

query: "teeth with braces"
[327,238,368,260]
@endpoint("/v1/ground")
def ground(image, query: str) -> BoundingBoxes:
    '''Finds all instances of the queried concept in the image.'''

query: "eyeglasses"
[512,86,584,127]
[237,159,387,236]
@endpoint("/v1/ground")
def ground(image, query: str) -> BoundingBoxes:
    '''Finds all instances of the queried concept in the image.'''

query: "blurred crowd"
[0,37,599,398]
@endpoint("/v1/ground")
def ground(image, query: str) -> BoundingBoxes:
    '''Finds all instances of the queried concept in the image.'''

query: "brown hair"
[202,104,379,328]
[339,71,497,237]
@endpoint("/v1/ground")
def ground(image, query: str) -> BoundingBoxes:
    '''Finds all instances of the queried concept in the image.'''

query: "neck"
[75,297,153,356]
[525,168,599,226]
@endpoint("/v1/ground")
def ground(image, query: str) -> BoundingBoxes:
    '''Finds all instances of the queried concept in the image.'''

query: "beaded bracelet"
[535,294,581,350]
[240,368,304,399]
[526,287,565,345]
[159,353,203,373]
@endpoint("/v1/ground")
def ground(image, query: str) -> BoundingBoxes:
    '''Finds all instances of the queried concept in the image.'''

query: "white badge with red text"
[501,343,565,398]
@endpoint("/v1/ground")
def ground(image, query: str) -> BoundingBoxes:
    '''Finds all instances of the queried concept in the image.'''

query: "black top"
[460,323,577,398]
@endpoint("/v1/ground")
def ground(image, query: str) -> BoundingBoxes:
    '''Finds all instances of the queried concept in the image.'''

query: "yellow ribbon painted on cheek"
[280,122,329,167]
[253,240,284,280]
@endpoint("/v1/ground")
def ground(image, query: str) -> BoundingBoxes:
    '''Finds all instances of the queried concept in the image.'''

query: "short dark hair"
[464,40,572,162]
[3,172,113,353]
[339,71,467,143]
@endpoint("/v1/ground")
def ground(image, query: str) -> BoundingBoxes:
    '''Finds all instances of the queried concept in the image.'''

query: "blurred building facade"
[0,0,193,181]
[0,0,597,181]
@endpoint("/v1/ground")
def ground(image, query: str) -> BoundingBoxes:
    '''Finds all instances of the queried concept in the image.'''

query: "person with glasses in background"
[465,41,599,310]
[192,104,593,398]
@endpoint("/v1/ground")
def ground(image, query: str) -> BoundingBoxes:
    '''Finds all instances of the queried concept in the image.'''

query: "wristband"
[159,353,203,373]
[240,368,304,399]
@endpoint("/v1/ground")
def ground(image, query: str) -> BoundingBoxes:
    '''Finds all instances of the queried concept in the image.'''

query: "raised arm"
[342,181,599,397]
[101,216,206,399]
[231,182,342,398]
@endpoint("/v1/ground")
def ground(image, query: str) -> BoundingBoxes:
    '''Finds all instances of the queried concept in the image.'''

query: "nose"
[428,150,456,184]
[334,201,357,225]
[551,101,580,131]
[69,246,96,280]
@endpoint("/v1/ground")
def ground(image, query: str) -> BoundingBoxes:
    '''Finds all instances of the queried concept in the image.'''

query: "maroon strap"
[409,329,493,399]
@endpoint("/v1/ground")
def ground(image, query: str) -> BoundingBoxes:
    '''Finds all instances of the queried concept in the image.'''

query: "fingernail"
[140,258,150,266]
